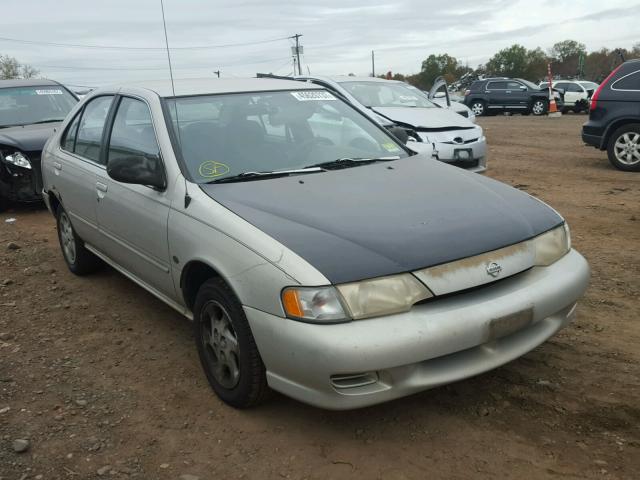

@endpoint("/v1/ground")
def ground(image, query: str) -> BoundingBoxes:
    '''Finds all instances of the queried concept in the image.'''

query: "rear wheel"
[607,124,640,171]
[194,278,269,408]
[470,100,486,117]
[56,206,102,275]
[531,99,548,116]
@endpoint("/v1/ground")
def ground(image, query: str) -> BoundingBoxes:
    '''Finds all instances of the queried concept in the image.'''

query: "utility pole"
[371,50,375,77]
[213,70,220,78]
[291,34,303,75]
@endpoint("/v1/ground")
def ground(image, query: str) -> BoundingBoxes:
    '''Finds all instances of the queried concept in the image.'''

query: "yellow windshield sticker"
[382,142,401,152]
[198,161,230,178]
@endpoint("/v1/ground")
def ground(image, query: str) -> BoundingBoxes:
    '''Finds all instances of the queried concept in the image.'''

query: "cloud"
[0,0,637,85]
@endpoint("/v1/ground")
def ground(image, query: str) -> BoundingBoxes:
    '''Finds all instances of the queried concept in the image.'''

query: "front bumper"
[246,249,589,410]
[428,134,487,173]
[0,158,42,203]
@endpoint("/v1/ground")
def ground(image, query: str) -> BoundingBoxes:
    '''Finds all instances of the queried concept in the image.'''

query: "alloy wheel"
[201,300,241,389]
[613,132,640,165]
[59,212,77,264]
[471,102,484,116]
[532,100,545,115]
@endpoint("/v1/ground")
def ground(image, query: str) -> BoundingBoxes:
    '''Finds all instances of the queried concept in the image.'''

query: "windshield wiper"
[30,119,65,125]
[207,167,324,184]
[304,156,399,170]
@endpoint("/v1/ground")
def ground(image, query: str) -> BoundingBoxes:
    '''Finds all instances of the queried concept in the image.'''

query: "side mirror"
[107,154,166,190]
[555,88,565,95]
[520,85,527,90]
[434,92,446,98]
[387,126,409,144]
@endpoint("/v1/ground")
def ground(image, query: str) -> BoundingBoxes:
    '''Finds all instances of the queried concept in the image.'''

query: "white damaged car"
[278,75,487,173]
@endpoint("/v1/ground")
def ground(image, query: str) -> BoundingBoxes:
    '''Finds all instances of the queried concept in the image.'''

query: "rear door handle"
[53,162,62,170]
[96,182,108,193]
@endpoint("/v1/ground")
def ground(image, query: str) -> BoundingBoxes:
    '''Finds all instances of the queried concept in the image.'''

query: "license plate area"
[487,309,533,341]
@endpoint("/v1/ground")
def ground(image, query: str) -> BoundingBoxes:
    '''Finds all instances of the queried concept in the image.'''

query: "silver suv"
[42,78,589,410]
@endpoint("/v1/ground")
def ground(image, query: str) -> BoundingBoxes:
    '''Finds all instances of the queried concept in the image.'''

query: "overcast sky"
[1,0,638,87]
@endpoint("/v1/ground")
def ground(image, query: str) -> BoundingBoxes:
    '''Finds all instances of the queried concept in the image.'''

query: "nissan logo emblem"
[486,262,502,277]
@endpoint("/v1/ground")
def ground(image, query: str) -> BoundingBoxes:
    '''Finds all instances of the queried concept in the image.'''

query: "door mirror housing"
[520,85,527,90]
[107,154,166,190]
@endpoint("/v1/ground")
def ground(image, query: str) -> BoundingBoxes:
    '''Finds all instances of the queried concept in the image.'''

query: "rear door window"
[612,70,640,91]
[61,112,82,152]
[75,96,114,164]
[487,81,507,90]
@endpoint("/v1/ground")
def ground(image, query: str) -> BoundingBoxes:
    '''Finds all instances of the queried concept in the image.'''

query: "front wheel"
[56,206,102,275]
[607,124,640,171]
[194,278,269,408]
[531,99,548,116]
[470,100,486,117]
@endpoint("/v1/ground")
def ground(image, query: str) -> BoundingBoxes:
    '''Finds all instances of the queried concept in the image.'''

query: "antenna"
[159,0,190,208]
[159,0,177,97]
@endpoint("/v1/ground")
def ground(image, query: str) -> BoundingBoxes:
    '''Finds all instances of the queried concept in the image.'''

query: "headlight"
[336,273,432,320]
[3,151,32,170]
[281,286,348,323]
[533,223,571,266]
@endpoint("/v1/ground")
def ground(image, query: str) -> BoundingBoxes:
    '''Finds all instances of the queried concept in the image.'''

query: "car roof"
[325,76,404,84]
[0,78,62,89]
[115,78,321,97]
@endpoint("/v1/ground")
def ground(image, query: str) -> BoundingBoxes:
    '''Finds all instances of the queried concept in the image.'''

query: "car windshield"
[165,89,408,183]
[0,86,77,128]
[516,79,541,90]
[339,81,437,108]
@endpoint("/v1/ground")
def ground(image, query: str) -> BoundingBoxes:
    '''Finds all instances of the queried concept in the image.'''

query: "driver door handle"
[96,182,108,193]
[53,162,62,170]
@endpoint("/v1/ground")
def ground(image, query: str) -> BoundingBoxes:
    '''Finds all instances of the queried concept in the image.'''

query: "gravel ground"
[1,114,639,480]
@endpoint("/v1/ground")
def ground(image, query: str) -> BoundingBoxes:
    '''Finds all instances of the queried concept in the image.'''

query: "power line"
[33,56,292,71]
[0,35,290,51]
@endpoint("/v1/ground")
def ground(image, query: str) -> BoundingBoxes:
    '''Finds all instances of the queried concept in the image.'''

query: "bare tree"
[0,54,21,79]
[20,64,39,79]
[0,54,39,79]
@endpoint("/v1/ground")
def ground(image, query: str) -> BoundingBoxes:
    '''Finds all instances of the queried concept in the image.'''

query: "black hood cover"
[0,123,60,152]
[200,156,562,284]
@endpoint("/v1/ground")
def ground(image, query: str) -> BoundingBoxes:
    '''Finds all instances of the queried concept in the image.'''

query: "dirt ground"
[1,114,639,480]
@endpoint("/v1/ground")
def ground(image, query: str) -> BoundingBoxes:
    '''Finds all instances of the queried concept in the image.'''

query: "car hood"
[0,122,61,152]
[200,155,562,284]
[372,106,473,129]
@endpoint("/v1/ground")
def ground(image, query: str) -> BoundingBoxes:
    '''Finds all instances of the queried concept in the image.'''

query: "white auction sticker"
[290,91,336,101]
[35,89,63,95]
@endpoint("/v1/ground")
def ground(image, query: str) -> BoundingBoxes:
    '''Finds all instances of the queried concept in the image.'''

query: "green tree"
[549,40,587,77]
[486,44,549,81]
[550,40,586,62]
[417,53,468,89]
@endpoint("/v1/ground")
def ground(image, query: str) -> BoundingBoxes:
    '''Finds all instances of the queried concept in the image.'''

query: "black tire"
[56,205,102,275]
[607,123,640,172]
[469,100,486,117]
[561,107,570,114]
[194,278,269,408]
[0,196,7,213]
[531,99,548,116]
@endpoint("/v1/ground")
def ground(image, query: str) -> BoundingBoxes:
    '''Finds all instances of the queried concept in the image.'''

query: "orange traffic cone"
[548,95,561,117]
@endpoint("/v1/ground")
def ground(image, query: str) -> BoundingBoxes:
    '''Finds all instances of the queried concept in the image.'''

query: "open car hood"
[201,154,562,284]
[372,106,473,129]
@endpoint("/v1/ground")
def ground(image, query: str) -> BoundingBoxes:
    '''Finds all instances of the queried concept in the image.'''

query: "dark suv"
[582,59,640,171]
[464,78,562,116]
